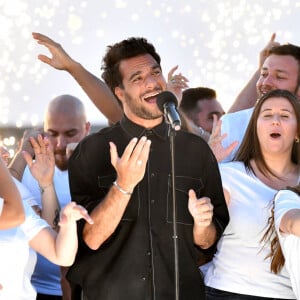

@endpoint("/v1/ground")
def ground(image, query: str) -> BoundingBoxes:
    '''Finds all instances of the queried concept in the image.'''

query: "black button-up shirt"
[67,116,229,300]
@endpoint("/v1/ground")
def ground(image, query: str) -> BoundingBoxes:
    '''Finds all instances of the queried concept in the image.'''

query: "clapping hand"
[59,202,93,226]
[23,134,55,187]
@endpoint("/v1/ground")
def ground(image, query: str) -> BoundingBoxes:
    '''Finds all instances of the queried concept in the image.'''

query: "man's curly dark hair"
[101,37,161,95]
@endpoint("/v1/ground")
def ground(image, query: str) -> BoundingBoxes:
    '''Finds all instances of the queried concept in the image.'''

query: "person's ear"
[85,121,91,135]
[115,87,125,106]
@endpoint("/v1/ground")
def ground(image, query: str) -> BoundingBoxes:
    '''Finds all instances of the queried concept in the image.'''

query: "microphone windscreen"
[156,91,178,112]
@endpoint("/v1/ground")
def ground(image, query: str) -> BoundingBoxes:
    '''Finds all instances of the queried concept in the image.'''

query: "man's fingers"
[109,141,118,167]
[121,137,139,162]
[22,151,33,167]
[137,139,151,166]
[270,32,276,42]
[130,136,151,162]
[225,141,239,156]
[110,137,151,170]
[37,54,51,64]
[167,65,179,80]
[188,189,197,203]
[211,115,220,134]
[33,32,51,43]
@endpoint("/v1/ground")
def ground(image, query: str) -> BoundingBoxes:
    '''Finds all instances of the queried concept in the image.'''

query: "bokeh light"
[0,0,300,130]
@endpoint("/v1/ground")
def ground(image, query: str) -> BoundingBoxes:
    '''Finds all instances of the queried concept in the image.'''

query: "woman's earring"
[295,137,300,143]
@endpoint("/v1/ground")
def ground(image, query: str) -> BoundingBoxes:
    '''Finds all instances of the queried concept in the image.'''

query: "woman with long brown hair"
[205,89,300,299]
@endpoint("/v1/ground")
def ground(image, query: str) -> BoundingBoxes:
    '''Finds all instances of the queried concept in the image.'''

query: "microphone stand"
[168,124,179,300]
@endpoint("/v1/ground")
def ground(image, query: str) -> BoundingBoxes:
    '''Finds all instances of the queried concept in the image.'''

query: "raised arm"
[227,33,280,113]
[23,134,60,228]
[32,32,123,124]
[0,156,25,229]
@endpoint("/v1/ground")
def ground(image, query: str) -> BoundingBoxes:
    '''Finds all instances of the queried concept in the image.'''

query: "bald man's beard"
[54,150,68,171]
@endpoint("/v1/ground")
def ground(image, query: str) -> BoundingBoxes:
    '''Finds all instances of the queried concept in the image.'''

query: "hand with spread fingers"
[208,114,238,162]
[22,134,55,189]
[166,65,189,104]
[32,32,75,71]
[110,136,151,194]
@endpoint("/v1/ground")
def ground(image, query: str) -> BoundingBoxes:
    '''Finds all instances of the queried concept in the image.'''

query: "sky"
[1,0,300,128]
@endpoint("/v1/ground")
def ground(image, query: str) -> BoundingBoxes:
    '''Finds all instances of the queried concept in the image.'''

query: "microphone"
[157,91,181,131]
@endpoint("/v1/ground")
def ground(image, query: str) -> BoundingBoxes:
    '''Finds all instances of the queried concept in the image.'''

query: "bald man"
[43,95,90,171]
[9,94,90,299]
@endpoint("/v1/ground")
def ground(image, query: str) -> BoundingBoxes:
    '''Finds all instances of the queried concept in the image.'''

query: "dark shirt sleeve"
[68,133,114,212]
[68,133,116,248]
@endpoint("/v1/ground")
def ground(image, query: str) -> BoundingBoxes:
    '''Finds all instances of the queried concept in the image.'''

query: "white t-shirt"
[0,179,37,216]
[22,165,71,296]
[13,178,40,300]
[220,108,254,162]
[205,162,296,299]
[275,189,300,300]
[13,177,38,207]
[0,201,48,300]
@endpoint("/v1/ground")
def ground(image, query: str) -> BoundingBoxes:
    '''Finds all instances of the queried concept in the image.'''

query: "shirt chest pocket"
[166,175,203,225]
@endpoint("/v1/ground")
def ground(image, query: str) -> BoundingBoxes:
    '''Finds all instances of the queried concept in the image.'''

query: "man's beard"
[124,91,162,120]
[54,150,68,171]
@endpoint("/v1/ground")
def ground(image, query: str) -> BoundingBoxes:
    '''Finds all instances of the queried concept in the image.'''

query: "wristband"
[39,183,53,194]
[113,181,132,196]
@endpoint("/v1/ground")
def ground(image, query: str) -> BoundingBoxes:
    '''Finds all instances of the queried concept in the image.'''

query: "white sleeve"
[21,166,41,207]
[220,108,253,162]
[21,201,49,241]
[274,189,300,236]
[13,177,39,207]
[218,163,234,195]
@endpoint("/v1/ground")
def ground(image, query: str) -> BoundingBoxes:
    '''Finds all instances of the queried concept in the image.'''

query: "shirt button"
[151,199,155,204]
[147,251,151,256]
[151,173,155,178]
[141,277,146,281]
